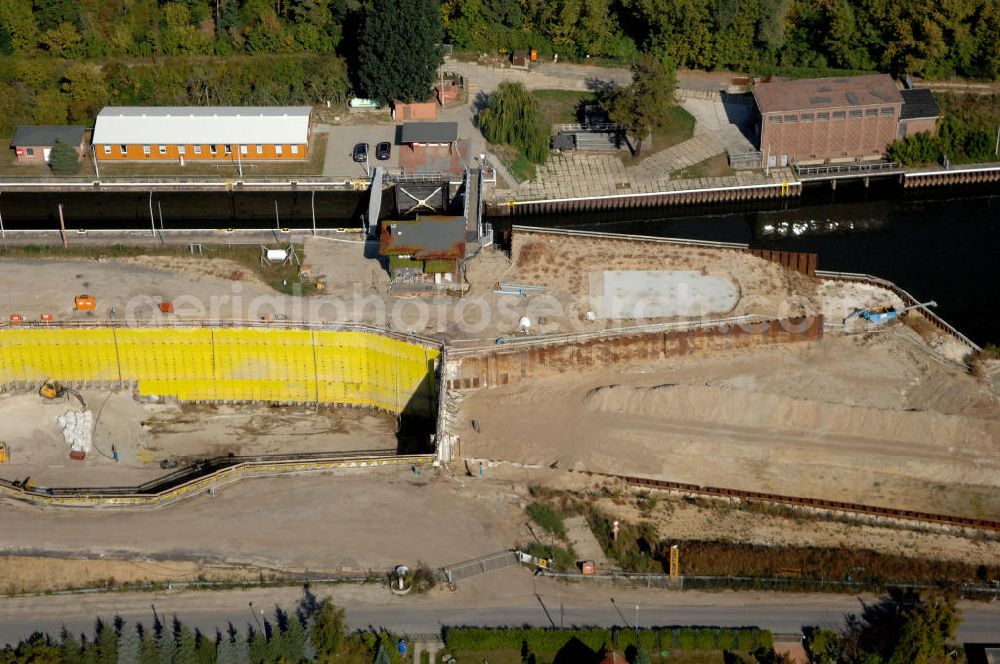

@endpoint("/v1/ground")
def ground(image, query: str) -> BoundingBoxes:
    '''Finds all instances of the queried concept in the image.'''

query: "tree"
[373,643,392,664]
[94,619,118,664]
[116,623,141,664]
[634,648,652,664]
[802,626,839,664]
[309,600,345,659]
[477,81,550,163]
[48,139,82,175]
[831,590,960,664]
[60,628,82,664]
[174,623,197,664]
[606,51,677,155]
[355,0,442,103]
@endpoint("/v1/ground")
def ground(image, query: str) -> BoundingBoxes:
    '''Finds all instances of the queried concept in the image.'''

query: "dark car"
[375,141,392,160]
[352,142,368,162]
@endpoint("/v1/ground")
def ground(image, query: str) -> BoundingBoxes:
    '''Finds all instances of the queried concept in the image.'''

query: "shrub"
[695,627,715,650]
[526,502,566,538]
[48,139,82,175]
[677,628,696,650]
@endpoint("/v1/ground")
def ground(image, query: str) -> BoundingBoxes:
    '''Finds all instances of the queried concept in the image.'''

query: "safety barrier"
[0,323,440,417]
[582,471,1000,534]
[0,452,434,509]
[815,269,981,354]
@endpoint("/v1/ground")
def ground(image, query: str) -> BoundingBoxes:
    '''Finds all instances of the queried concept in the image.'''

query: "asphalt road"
[1,581,998,645]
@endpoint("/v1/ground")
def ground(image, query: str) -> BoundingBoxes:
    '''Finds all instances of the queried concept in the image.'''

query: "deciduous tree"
[477,80,550,163]
[606,52,677,154]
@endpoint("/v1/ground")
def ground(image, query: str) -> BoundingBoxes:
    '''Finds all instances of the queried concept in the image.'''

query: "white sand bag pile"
[57,410,94,455]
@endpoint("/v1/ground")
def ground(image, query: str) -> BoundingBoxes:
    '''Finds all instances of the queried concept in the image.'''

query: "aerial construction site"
[0,227,998,596]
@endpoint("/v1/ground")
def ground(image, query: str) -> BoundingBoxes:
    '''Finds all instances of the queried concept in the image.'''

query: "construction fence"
[0,326,440,417]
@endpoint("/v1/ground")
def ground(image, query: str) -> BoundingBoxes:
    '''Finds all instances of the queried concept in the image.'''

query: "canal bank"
[486,161,1000,217]
[0,177,996,346]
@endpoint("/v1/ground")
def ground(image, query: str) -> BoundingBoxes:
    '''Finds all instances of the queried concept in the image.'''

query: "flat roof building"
[752,74,903,166]
[400,122,458,147]
[92,106,312,162]
[10,125,86,165]
[898,89,941,138]
[380,214,466,287]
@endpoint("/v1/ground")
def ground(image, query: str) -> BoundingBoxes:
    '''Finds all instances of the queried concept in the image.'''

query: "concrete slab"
[317,123,398,177]
[595,270,739,319]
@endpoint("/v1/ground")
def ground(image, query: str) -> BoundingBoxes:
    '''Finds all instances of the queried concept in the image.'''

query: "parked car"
[375,142,392,160]
[352,143,368,162]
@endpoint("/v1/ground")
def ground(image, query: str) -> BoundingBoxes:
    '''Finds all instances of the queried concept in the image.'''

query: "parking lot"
[319,122,400,177]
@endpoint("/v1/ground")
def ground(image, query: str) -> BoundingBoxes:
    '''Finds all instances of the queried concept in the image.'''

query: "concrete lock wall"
[447,317,823,389]
[0,328,439,417]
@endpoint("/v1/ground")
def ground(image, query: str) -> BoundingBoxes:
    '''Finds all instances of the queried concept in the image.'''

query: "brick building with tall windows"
[752,74,903,167]
[92,107,312,162]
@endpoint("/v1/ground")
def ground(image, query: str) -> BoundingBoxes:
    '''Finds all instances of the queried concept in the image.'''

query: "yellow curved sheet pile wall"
[0,328,438,416]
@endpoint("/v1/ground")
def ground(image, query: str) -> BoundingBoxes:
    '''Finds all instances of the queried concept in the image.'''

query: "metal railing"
[581,469,1000,533]
[447,313,775,356]
[795,161,901,177]
[442,550,518,583]
[558,122,625,133]
[511,225,749,249]
[0,451,434,510]
[815,269,981,353]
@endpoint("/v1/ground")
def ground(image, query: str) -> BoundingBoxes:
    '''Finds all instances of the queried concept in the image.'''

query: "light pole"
[248,601,263,632]
[994,124,999,156]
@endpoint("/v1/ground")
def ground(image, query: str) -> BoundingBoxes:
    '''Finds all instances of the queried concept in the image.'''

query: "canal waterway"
[0,182,996,345]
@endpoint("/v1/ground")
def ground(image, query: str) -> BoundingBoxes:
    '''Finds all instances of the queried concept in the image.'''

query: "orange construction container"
[69,449,86,461]
[159,302,174,314]
[9,313,24,324]
[75,294,96,311]
[40,313,53,322]
[581,560,595,575]
[530,49,538,62]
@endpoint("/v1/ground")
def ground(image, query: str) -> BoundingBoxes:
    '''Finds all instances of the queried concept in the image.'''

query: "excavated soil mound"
[582,384,999,452]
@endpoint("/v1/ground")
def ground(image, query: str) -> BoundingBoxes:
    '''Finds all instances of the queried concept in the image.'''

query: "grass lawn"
[532,89,594,127]
[671,153,735,179]
[0,134,329,179]
[617,105,696,167]
[0,243,313,295]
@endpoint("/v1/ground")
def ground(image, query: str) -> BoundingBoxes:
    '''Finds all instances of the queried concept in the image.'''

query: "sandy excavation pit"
[458,331,1000,519]
[0,390,398,488]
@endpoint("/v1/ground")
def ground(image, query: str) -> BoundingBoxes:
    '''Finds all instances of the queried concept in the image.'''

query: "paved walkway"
[563,516,610,569]
[443,57,769,200]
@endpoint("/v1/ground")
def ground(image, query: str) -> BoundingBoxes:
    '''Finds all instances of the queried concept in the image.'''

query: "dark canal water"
[0,181,997,345]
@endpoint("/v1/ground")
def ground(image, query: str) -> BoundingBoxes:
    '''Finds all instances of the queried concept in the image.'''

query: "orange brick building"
[752,74,903,167]
[92,106,312,162]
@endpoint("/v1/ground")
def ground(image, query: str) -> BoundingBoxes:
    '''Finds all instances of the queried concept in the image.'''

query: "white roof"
[92,106,312,145]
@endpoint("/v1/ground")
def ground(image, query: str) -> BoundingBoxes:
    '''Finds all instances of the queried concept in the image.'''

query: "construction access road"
[1,571,999,646]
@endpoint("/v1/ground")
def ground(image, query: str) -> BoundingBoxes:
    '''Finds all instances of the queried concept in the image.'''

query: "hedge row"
[443,626,771,653]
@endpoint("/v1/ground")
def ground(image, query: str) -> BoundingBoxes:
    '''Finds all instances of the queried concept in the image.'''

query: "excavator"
[39,380,87,409]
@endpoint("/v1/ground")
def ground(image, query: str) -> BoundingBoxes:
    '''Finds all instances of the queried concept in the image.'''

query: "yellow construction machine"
[39,380,86,408]
[0,442,9,464]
